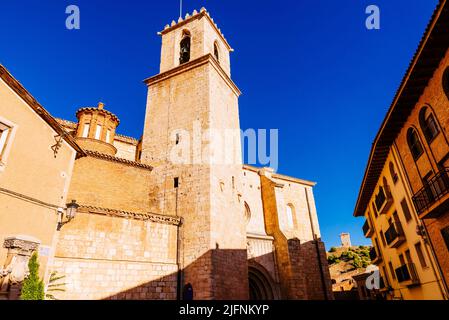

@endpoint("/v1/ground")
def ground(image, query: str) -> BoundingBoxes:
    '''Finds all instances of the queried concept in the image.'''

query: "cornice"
[144,54,241,97]
[84,150,152,171]
[78,205,181,226]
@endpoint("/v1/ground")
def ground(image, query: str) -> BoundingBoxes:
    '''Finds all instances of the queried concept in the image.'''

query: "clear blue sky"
[0,1,439,248]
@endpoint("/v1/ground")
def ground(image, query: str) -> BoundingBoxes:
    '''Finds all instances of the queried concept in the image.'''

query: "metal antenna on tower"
[179,0,183,19]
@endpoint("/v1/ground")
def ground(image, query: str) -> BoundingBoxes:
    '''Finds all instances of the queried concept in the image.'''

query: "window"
[180,31,191,64]
[174,177,179,188]
[244,202,251,224]
[214,41,219,62]
[82,123,90,138]
[441,226,449,252]
[375,186,386,211]
[382,266,390,286]
[175,133,180,145]
[380,231,387,247]
[95,125,102,140]
[0,122,11,160]
[419,107,440,143]
[443,67,449,100]
[400,198,413,223]
[407,128,424,160]
[389,162,398,184]
[414,242,428,268]
[405,250,413,265]
[286,204,295,229]
[388,261,396,280]
[106,129,112,143]
[372,203,378,218]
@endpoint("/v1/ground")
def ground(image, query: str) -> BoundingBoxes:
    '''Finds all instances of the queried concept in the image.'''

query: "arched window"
[407,128,424,160]
[213,41,219,62]
[443,67,449,100]
[389,162,398,184]
[244,202,251,224]
[179,31,191,64]
[419,107,440,143]
[286,204,295,229]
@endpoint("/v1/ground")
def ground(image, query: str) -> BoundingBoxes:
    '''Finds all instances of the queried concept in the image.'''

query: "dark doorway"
[248,266,275,300]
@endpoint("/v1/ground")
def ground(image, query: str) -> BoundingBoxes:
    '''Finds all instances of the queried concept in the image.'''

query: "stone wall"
[51,210,179,300]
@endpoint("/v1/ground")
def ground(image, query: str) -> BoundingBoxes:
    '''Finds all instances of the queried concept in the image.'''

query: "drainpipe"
[304,187,330,300]
[421,221,449,299]
[175,187,183,300]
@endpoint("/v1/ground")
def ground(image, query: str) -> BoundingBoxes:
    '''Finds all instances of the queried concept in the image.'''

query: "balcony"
[363,220,374,238]
[369,247,382,264]
[379,277,386,290]
[385,222,405,248]
[395,263,420,286]
[412,168,449,219]
[375,185,393,215]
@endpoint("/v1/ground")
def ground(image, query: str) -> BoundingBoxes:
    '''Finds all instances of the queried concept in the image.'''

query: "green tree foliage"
[45,271,66,300]
[329,247,337,253]
[327,246,373,268]
[20,252,45,300]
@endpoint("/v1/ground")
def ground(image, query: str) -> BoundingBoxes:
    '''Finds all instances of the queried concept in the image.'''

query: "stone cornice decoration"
[160,7,233,52]
[243,164,316,187]
[3,236,40,253]
[144,54,241,97]
[76,106,120,125]
[272,173,316,187]
[115,133,139,145]
[0,65,85,157]
[56,118,140,145]
[76,137,118,153]
[247,233,275,241]
[55,118,77,130]
[79,205,182,226]
[85,150,153,170]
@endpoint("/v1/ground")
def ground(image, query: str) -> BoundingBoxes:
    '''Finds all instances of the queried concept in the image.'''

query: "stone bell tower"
[141,8,248,299]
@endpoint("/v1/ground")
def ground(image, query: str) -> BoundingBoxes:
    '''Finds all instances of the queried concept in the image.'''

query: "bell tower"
[141,8,248,299]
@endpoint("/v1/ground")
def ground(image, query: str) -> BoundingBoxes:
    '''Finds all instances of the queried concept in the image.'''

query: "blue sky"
[0,1,439,248]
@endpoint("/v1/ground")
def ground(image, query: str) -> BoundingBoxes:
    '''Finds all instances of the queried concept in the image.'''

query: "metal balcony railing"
[395,263,420,285]
[363,220,373,237]
[385,222,405,247]
[369,247,377,261]
[412,168,449,215]
[379,277,386,290]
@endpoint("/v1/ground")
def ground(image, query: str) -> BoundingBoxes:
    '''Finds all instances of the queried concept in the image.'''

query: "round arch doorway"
[248,264,278,300]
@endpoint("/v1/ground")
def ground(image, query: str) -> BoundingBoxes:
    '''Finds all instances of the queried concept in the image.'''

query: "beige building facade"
[354,0,449,300]
[0,65,83,300]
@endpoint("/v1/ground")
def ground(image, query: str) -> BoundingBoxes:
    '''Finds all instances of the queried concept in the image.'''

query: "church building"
[1,8,332,300]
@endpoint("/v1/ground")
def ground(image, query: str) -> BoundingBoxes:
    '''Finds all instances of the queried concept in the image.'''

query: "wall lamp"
[57,200,79,231]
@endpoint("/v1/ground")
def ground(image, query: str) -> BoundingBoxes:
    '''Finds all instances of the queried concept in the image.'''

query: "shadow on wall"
[98,239,332,301]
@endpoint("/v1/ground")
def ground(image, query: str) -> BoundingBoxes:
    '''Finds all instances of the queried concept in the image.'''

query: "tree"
[45,271,66,300]
[20,252,45,300]
[329,247,337,253]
